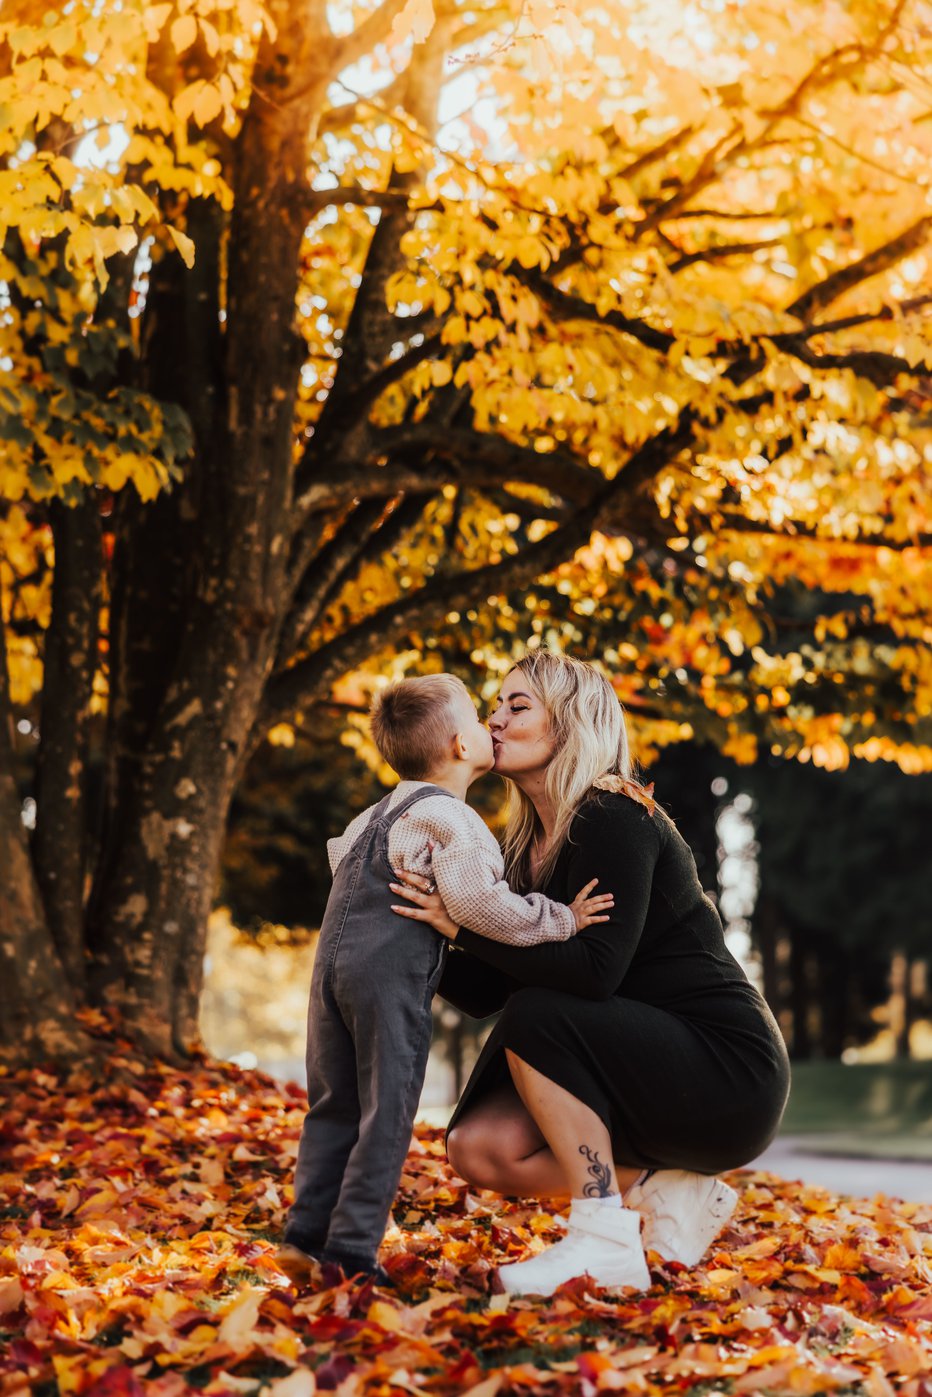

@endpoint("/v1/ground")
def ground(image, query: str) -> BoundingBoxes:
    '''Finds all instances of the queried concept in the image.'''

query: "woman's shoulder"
[591,775,658,815]
[573,777,667,840]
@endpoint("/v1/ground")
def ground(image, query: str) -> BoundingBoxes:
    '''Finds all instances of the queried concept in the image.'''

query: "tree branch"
[668,237,785,273]
[260,413,696,728]
[352,331,445,411]
[785,215,932,321]
[617,124,696,181]
[781,341,930,385]
[277,499,393,666]
[712,513,932,550]
[306,184,417,215]
[377,423,598,503]
[332,0,420,72]
[514,266,675,352]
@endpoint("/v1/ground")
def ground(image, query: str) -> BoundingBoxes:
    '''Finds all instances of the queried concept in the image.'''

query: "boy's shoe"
[275,1241,326,1286]
[625,1170,738,1266]
[496,1198,650,1297]
[322,1247,393,1287]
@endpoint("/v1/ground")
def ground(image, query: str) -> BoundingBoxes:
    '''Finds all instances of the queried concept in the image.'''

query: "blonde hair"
[502,650,632,890]
[370,674,470,780]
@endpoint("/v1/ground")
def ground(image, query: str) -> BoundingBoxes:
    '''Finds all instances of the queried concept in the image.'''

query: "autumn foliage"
[2,1019,932,1396]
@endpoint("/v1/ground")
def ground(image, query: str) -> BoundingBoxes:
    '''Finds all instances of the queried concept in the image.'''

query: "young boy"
[277,674,612,1286]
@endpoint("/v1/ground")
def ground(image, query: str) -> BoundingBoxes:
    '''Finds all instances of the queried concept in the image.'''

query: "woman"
[391,650,790,1296]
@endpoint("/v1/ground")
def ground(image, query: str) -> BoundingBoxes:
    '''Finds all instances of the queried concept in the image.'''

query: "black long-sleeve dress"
[438,787,790,1173]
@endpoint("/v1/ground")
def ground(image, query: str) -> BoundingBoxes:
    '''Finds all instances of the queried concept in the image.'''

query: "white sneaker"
[625,1170,738,1266]
[496,1198,650,1297]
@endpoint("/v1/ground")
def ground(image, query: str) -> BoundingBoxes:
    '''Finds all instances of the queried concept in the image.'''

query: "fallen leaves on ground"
[1,1018,931,1397]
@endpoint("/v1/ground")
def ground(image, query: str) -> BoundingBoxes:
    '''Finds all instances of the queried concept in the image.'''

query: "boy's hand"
[568,879,615,932]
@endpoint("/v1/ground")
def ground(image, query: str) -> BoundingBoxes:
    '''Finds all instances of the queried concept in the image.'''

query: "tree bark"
[83,31,333,1057]
[789,924,812,1059]
[756,893,782,1025]
[889,951,911,1059]
[0,619,85,1062]
[33,496,102,986]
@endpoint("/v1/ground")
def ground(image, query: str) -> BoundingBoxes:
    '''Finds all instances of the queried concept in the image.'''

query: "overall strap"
[378,784,459,829]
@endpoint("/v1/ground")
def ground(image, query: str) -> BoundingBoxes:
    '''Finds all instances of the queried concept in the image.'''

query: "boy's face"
[452,689,495,774]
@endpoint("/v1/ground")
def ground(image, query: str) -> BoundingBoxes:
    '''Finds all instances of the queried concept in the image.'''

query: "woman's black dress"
[439,788,790,1173]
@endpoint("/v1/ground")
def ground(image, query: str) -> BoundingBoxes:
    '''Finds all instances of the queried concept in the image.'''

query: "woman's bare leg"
[505,1049,641,1199]
[446,1078,639,1201]
[447,1083,570,1198]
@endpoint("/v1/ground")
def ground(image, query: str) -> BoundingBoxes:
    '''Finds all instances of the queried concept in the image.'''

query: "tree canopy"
[4,0,931,766]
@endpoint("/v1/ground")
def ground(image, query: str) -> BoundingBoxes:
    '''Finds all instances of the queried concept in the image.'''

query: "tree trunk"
[813,934,849,1059]
[789,924,812,1059]
[0,620,85,1063]
[756,893,782,1024]
[33,496,101,986]
[82,49,330,1055]
[889,950,911,1059]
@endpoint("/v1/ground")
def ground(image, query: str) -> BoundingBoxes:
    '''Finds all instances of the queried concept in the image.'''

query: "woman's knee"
[445,1122,495,1185]
[446,1093,546,1186]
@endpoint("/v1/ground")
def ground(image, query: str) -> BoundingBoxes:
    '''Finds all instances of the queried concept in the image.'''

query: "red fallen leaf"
[313,1353,356,1389]
[384,1252,431,1284]
[306,1314,366,1341]
[84,1366,148,1397]
[7,1339,43,1369]
[441,1351,483,1385]
[5,1030,932,1397]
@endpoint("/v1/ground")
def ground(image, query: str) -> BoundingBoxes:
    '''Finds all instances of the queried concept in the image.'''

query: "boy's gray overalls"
[285,786,454,1271]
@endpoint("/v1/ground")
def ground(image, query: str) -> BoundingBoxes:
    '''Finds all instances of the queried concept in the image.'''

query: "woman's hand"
[569,878,615,932]
[390,868,460,941]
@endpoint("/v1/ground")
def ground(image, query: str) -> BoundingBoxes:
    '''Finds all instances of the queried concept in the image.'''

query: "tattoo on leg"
[578,1144,617,1198]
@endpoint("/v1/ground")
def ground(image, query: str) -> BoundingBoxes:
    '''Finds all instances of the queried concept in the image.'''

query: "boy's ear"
[453,730,469,761]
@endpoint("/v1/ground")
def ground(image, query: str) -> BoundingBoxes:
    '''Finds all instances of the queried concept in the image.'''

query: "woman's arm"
[454,796,663,1000]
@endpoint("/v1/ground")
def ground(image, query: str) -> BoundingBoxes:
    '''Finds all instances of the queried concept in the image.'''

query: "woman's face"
[488,670,556,780]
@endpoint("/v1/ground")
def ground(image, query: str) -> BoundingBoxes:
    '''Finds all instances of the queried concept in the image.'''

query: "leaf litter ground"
[2,1016,931,1397]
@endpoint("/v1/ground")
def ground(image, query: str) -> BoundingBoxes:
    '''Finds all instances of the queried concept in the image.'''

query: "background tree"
[743,756,932,1059]
[1,0,931,1065]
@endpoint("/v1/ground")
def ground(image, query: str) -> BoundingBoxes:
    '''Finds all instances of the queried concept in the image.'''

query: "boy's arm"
[429,833,576,947]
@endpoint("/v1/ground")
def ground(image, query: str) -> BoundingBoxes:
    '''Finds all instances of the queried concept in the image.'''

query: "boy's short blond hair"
[370,674,471,780]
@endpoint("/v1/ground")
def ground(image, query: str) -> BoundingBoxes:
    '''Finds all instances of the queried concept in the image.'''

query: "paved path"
[750,1136,932,1204]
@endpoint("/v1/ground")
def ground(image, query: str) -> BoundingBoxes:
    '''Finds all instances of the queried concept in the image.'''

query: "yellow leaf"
[217,1286,264,1344]
[514,236,541,270]
[389,0,435,47]
[50,156,78,191]
[199,18,221,57]
[8,26,39,55]
[192,83,223,126]
[48,20,76,56]
[170,14,198,53]
[367,1299,406,1332]
[168,226,196,268]
[143,3,173,43]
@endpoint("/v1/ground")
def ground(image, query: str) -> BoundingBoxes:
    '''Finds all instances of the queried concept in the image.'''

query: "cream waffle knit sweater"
[327,781,576,947]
